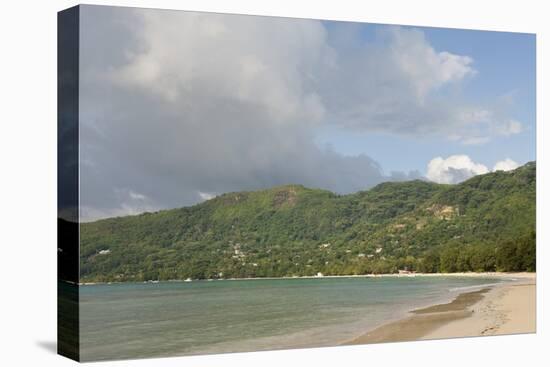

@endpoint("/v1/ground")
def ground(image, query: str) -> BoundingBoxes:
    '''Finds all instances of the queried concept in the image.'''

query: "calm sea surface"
[80,276,505,361]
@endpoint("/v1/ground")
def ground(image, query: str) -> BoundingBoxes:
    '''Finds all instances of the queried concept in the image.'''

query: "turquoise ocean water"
[79,276,505,361]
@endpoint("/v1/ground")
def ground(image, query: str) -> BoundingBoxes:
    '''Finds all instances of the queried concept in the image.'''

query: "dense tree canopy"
[79,162,536,282]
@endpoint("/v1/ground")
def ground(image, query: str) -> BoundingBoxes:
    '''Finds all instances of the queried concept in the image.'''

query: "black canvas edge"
[57,5,81,362]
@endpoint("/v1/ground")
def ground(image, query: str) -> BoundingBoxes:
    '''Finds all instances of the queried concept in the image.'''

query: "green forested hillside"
[79,162,536,282]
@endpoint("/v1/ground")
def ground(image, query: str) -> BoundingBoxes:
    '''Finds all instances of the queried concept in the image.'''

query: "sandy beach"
[345,273,536,345]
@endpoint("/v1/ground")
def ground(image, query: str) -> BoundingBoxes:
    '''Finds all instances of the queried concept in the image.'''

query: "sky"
[78,5,536,221]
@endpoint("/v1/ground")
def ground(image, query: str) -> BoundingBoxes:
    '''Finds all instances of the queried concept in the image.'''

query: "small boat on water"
[184,278,192,282]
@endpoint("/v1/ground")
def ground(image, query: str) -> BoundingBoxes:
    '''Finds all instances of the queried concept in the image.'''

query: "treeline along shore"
[78,162,535,283]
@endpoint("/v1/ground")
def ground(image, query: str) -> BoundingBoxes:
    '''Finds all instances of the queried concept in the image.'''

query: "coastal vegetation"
[80,162,536,282]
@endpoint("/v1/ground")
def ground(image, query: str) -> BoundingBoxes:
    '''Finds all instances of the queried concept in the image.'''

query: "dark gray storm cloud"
[78,6,518,220]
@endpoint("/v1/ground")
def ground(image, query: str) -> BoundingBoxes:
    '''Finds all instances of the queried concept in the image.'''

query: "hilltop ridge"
[80,162,536,282]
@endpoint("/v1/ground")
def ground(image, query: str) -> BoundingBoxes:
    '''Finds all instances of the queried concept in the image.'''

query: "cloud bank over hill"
[78,6,525,220]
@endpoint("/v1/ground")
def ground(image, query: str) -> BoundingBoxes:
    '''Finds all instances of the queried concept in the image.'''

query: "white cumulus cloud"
[426,155,489,184]
[198,191,216,201]
[427,155,521,184]
[493,158,519,172]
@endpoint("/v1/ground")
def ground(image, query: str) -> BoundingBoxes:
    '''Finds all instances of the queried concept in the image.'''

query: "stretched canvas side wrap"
[58,4,536,362]
[58,5,80,361]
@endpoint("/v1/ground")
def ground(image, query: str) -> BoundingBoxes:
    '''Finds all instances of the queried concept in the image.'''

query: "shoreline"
[344,273,536,345]
[77,271,534,286]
